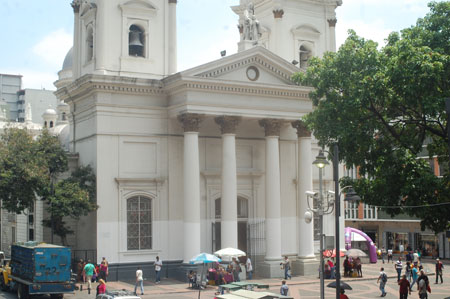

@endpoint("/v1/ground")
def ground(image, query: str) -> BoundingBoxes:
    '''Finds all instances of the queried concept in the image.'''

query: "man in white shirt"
[388,248,393,263]
[155,256,162,283]
[246,257,253,280]
[395,257,403,282]
[134,267,144,295]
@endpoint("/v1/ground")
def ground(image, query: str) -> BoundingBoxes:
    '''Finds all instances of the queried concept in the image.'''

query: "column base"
[256,260,284,278]
[291,257,319,276]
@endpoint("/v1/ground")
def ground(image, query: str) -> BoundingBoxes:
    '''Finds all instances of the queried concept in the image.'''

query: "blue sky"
[0,0,437,90]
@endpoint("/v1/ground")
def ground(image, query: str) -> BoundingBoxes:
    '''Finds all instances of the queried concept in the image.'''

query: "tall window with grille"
[127,196,152,250]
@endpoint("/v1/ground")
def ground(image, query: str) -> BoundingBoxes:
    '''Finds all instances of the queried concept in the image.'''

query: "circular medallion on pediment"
[246,66,260,81]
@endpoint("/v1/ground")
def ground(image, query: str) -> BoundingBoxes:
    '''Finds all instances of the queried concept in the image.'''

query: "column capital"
[71,0,81,13]
[178,113,204,132]
[273,9,284,19]
[328,18,337,27]
[259,119,283,137]
[168,0,177,4]
[215,116,241,134]
[291,120,311,138]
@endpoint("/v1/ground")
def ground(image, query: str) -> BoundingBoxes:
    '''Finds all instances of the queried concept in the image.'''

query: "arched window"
[127,196,152,250]
[62,112,66,121]
[44,121,47,128]
[86,25,94,62]
[299,45,313,69]
[49,121,54,128]
[129,25,145,57]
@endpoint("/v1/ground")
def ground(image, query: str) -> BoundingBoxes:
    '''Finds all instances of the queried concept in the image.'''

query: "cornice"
[165,77,312,100]
[55,74,165,103]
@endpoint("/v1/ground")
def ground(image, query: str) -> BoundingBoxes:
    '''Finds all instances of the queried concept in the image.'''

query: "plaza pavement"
[63,259,450,299]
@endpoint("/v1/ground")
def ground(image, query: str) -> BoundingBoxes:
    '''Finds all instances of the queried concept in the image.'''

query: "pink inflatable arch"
[345,227,378,263]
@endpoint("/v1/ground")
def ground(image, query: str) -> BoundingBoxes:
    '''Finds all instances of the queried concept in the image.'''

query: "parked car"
[96,289,141,299]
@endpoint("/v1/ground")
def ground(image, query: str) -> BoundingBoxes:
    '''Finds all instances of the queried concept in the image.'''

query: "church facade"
[55,0,342,279]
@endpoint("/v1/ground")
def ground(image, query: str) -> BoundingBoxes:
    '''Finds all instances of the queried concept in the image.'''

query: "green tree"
[0,128,97,244]
[293,1,450,233]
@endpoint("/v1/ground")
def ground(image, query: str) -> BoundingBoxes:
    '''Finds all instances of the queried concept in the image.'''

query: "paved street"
[1,259,449,299]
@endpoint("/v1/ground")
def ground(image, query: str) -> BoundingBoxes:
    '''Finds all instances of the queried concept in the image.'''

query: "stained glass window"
[127,196,152,250]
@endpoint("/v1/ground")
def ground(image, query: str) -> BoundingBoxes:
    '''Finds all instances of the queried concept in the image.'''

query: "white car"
[96,289,141,299]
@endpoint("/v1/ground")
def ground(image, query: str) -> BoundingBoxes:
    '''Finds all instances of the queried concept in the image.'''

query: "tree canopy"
[293,1,450,233]
[0,127,97,244]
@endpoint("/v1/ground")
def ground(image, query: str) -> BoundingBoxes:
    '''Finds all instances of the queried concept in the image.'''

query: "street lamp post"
[312,147,360,299]
[310,151,331,299]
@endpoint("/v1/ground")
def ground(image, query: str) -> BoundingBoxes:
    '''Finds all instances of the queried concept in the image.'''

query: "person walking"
[395,257,403,281]
[410,264,419,290]
[245,256,253,280]
[355,257,362,277]
[83,260,96,294]
[435,258,444,284]
[155,256,162,283]
[405,261,411,282]
[388,248,393,263]
[377,267,388,297]
[417,270,429,299]
[281,256,291,280]
[99,258,108,282]
[280,280,289,296]
[381,247,386,264]
[398,274,411,299]
[134,266,144,295]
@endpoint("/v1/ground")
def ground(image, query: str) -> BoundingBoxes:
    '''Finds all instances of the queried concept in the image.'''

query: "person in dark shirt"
[398,275,411,299]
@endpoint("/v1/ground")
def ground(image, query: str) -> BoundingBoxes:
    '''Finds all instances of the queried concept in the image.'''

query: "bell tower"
[70,0,177,80]
[232,0,342,68]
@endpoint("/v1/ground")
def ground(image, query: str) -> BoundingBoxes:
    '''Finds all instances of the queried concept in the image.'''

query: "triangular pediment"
[178,46,301,86]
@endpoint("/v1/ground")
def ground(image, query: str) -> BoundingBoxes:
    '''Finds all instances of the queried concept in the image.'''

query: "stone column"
[178,113,204,263]
[71,0,81,78]
[259,119,283,262]
[272,9,284,59]
[215,116,241,249]
[291,121,318,275]
[292,120,315,258]
[96,0,107,72]
[168,0,177,74]
[327,19,337,52]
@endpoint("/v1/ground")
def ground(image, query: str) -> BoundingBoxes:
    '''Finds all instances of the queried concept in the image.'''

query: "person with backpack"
[377,267,388,297]
[417,270,429,299]
[435,258,444,284]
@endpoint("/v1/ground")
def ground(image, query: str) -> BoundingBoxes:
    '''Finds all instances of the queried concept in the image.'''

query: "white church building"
[54,0,344,279]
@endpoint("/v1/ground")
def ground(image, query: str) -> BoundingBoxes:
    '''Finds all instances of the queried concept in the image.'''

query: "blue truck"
[6,242,75,299]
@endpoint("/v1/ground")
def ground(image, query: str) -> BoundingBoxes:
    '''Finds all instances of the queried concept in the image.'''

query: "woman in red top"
[97,279,106,295]
[340,289,349,299]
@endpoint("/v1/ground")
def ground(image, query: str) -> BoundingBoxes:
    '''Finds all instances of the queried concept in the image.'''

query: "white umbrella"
[214,247,246,258]
[345,248,367,258]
